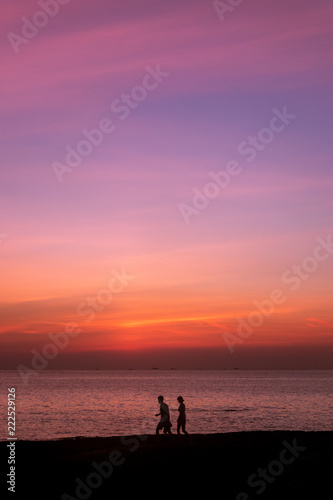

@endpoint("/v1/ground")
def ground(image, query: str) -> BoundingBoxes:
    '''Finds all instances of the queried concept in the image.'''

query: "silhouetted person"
[155,395,172,435]
[177,396,188,435]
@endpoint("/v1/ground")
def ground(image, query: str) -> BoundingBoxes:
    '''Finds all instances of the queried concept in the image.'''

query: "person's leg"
[164,421,172,434]
[156,421,163,435]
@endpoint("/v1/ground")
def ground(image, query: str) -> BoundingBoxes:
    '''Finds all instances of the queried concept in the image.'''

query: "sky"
[0,0,332,370]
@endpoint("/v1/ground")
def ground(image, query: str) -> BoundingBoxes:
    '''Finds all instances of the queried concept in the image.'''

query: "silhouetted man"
[155,395,172,435]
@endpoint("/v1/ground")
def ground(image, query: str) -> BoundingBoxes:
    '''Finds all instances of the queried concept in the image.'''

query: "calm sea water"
[1,370,332,441]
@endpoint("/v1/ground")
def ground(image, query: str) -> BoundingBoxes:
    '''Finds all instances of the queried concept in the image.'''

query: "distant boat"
[151,367,159,370]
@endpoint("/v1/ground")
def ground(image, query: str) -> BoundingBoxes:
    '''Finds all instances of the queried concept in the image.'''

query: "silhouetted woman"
[177,396,188,435]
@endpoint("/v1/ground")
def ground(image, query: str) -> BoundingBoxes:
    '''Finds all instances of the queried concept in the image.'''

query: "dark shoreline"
[1,431,332,499]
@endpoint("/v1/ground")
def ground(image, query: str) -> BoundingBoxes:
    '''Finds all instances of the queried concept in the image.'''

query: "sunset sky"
[1,0,332,370]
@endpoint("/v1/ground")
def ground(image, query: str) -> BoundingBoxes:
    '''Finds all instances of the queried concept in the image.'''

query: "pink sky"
[1,0,333,369]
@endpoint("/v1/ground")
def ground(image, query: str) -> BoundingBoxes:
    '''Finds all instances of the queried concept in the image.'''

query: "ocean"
[1,370,332,441]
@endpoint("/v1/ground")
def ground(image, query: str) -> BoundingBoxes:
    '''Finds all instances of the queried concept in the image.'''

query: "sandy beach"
[2,431,332,499]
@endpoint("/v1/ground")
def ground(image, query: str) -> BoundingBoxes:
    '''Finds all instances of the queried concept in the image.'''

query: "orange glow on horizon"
[1,0,333,369]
